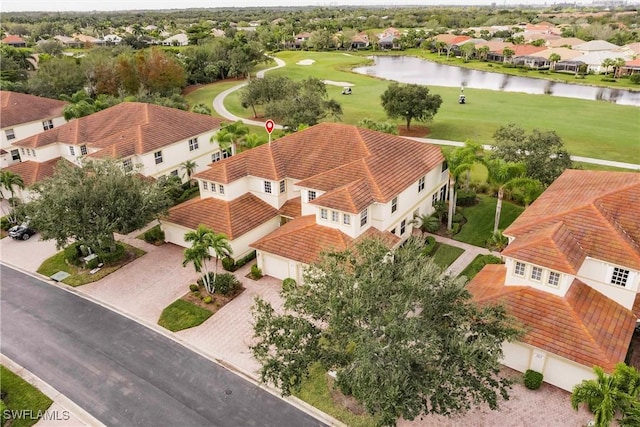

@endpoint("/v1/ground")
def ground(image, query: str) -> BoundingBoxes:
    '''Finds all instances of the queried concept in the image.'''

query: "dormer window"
[331,211,339,222]
[320,208,328,220]
[43,119,54,130]
[547,271,560,287]
[514,262,525,277]
[611,267,630,287]
[280,180,286,194]
[80,145,88,156]
[211,183,216,193]
[219,185,225,195]
[264,181,272,194]
[203,181,208,190]
[343,214,351,225]
[360,209,368,227]
[530,266,542,282]
[308,190,316,202]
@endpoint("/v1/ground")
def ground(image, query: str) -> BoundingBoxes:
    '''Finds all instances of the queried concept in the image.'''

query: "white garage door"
[262,254,289,281]
[544,356,595,392]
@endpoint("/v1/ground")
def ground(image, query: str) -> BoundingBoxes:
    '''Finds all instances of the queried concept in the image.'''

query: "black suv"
[8,224,37,240]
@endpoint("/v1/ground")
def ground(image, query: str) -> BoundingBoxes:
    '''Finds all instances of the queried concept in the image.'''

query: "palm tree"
[571,366,632,427]
[209,232,233,286]
[240,133,265,151]
[211,120,249,157]
[0,170,25,223]
[601,58,614,76]
[444,142,483,231]
[612,58,626,78]
[502,47,515,63]
[413,214,440,234]
[549,53,561,71]
[191,103,212,115]
[180,160,197,186]
[183,225,215,294]
[477,45,490,61]
[486,159,535,233]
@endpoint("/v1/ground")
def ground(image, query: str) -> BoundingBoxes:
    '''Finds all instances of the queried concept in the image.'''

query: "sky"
[2,0,596,13]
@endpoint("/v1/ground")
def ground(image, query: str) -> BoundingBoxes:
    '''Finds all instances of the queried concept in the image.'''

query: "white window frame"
[5,129,15,140]
[360,209,368,227]
[10,149,20,161]
[43,119,54,130]
[391,197,398,214]
[202,181,208,190]
[343,214,351,225]
[320,208,328,220]
[219,185,225,195]
[331,211,339,223]
[264,181,272,194]
[514,261,526,277]
[188,137,199,151]
[611,267,630,287]
[154,151,163,164]
[212,152,221,162]
[400,219,406,235]
[211,183,216,193]
[308,190,316,202]
[280,180,286,194]
[547,271,560,287]
[418,176,425,193]
[530,266,542,282]
[80,145,88,156]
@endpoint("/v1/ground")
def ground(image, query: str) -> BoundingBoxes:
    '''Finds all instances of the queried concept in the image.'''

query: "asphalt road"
[0,265,325,427]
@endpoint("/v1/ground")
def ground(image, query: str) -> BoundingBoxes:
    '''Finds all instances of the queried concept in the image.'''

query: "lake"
[352,56,640,107]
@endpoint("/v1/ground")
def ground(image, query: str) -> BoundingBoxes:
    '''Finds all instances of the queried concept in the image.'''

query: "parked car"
[8,224,37,240]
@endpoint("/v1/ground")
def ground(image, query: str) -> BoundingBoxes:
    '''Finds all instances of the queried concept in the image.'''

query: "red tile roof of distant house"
[163,193,278,240]
[513,44,547,56]
[12,102,225,157]
[1,35,26,45]
[0,91,67,129]
[194,123,444,206]
[468,264,636,371]
[433,34,471,45]
[503,170,640,272]
[2,157,72,186]
[250,215,400,264]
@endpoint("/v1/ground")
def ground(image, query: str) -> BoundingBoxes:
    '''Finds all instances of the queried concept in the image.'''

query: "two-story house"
[468,170,640,392]
[161,123,449,283]
[1,91,67,168]
[5,102,226,202]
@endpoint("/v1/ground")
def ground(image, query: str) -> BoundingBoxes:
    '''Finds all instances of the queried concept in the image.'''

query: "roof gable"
[3,157,73,186]
[1,91,67,129]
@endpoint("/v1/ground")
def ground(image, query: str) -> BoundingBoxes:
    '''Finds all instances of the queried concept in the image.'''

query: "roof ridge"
[594,190,640,252]
[589,202,640,263]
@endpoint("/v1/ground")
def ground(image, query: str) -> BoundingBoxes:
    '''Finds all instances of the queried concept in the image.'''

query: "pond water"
[352,56,640,107]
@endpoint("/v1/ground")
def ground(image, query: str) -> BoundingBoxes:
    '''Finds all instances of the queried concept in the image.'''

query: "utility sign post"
[265,119,275,145]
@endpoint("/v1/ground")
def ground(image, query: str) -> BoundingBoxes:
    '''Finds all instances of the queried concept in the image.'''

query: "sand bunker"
[296,59,315,65]
[323,80,354,87]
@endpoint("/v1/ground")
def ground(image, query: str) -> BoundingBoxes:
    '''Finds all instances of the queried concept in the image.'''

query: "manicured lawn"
[431,243,465,270]
[458,254,504,281]
[1,365,53,427]
[220,51,639,163]
[183,80,245,119]
[158,299,213,332]
[454,194,524,248]
[293,363,380,427]
[37,243,146,287]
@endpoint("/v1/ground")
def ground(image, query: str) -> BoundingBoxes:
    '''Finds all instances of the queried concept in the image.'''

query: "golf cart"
[342,87,352,95]
[458,94,466,104]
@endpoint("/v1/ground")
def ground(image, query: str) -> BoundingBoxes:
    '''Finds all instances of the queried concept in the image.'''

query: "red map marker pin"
[265,119,275,134]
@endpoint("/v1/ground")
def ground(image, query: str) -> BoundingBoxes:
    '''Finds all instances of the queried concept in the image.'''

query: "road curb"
[0,260,344,427]
[0,353,105,427]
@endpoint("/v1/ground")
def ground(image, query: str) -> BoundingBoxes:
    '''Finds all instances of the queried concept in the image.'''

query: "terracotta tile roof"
[468,264,636,371]
[633,293,640,319]
[513,45,547,56]
[0,91,67,129]
[433,34,471,45]
[1,35,26,45]
[311,178,375,214]
[196,123,444,204]
[250,215,399,264]
[3,157,73,186]
[278,197,301,219]
[163,194,278,240]
[504,170,640,271]
[12,102,225,157]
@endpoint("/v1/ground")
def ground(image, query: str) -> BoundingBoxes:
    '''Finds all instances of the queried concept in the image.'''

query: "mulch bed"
[397,125,430,138]
[181,285,245,314]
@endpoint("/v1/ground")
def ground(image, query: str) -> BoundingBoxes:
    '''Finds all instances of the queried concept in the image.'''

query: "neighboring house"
[1,35,27,47]
[162,123,449,282]
[9,102,226,202]
[103,34,122,44]
[53,35,83,48]
[73,33,103,46]
[350,32,369,49]
[619,58,640,77]
[0,91,67,167]
[577,50,632,74]
[378,35,401,50]
[546,37,585,48]
[293,32,311,48]
[1,157,73,202]
[536,47,585,62]
[162,33,188,46]
[574,39,620,52]
[512,55,549,69]
[468,170,640,392]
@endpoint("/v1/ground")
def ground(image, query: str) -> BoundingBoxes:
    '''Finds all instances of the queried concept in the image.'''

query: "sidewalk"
[426,232,501,277]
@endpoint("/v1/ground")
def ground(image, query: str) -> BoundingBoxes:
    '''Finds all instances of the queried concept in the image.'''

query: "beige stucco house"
[162,123,449,282]
[468,170,640,392]
[5,102,226,202]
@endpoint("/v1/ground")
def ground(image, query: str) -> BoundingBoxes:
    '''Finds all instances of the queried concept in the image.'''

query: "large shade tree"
[252,237,522,427]
[380,82,442,131]
[25,159,171,252]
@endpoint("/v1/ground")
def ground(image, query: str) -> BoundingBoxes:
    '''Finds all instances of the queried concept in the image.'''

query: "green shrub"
[630,74,640,84]
[64,242,83,265]
[236,251,257,269]
[203,296,213,304]
[422,236,437,256]
[222,256,236,271]
[143,225,165,244]
[176,187,200,204]
[0,216,11,231]
[282,277,297,292]
[451,222,461,235]
[452,212,464,224]
[0,399,7,427]
[189,284,199,292]
[215,273,242,295]
[98,243,126,264]
[251,264,263,280]
[456,190,477,206]
[87,257,100,269]
[524,370,544,390]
